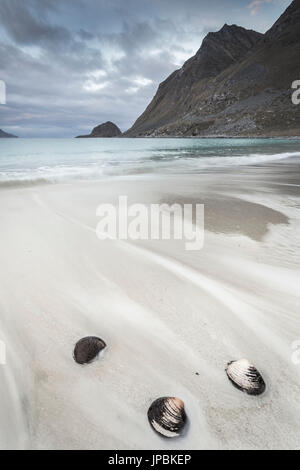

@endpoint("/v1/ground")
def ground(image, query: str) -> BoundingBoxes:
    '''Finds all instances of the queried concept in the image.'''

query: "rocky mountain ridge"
[125,0,300,137]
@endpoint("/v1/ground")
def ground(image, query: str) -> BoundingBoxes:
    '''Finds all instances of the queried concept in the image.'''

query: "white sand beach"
[0,157,300,450]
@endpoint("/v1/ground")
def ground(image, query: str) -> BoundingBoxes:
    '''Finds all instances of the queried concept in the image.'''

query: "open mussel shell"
[147,397,187,438]
[73,336,106,364]
[225,359,266,396]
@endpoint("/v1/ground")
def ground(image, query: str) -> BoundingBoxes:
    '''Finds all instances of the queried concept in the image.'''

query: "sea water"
[0,137,300,186]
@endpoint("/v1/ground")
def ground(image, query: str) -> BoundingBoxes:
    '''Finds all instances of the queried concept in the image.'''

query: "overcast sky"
[0,0,291,137]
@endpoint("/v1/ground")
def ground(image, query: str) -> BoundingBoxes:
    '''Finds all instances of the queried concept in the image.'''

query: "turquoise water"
[0,137,300,185]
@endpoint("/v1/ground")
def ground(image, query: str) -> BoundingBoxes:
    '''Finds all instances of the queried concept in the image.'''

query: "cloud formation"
[0,0,291,137]
[247,0,273,16]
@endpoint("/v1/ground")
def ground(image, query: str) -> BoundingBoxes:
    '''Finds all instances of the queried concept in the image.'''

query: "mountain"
[125,0,300,137]
[0,129,18,138]
[76,121,122,138]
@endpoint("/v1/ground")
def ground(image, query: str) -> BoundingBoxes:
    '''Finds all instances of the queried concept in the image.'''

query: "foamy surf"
[0,151,299,187]
[1,138,300,186]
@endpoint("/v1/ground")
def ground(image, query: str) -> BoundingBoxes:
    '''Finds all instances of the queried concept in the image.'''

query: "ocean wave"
[187,151,300,168]
[0,164,106,187]
[0,150,299,187]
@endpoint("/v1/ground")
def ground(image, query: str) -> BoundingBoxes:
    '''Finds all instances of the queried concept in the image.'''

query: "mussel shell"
[73,336,106,364]
[226,359,266,396]
[147,397,187,438]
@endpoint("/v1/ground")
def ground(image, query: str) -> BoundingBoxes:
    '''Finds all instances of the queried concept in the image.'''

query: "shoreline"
[120,134,300,140]
[2,136,300,140]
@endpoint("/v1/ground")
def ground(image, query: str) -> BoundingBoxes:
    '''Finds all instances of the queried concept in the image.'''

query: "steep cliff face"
[126,0,300,137]
[77,121,122,138]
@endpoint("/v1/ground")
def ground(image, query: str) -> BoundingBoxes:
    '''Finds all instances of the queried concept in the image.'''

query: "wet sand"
[0,157,300,449]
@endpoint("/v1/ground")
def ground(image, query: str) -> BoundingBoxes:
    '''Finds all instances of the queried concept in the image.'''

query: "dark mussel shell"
[73,336,106,364]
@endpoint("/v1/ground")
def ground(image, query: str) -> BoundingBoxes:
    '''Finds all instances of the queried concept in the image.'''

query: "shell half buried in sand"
[147,397,187,438]
[226,359,266,396]
[73,336,106,364]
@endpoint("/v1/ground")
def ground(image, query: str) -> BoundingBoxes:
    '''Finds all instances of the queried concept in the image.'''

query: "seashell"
[73,336,106,364]
[147,397,187,438]
[225,359,266,395]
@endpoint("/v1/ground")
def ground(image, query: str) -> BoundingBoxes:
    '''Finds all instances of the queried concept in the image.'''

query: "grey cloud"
[0,0,72,46]
[0,0,292,137]
[78,29,95,41]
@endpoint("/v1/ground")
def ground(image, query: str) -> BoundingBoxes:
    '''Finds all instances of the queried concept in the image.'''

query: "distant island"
[76,121,122,138]
[0,129,18,138]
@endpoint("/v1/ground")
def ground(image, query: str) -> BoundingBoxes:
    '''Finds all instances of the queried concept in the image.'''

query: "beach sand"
[0,157,300,450]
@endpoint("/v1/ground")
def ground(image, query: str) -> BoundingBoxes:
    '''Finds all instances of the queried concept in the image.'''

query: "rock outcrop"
[125,0,300,137]
[0,129,18,138]
[76,121,122,138]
